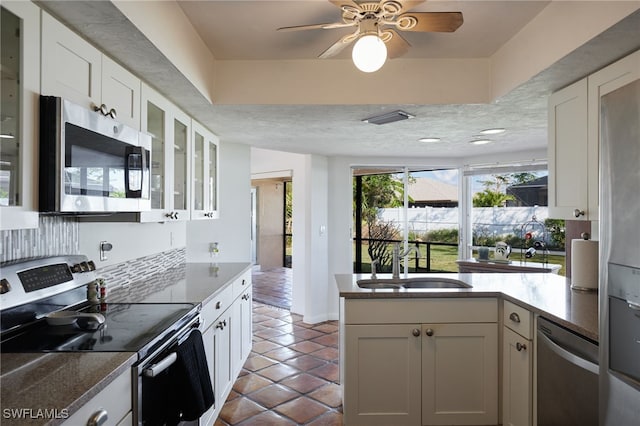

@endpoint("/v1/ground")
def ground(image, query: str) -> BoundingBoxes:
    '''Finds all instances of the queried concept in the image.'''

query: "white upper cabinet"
[41,11,140,130]
[191,120,219,220]
[139,83,191,222]
[548,49,640,221]
[0,1,40,230]
[548,78,590,220]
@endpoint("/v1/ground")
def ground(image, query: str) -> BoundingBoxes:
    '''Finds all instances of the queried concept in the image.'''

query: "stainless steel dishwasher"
[537,316,599,425]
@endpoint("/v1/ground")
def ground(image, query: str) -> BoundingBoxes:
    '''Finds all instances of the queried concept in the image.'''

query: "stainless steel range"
[0,255,210,425]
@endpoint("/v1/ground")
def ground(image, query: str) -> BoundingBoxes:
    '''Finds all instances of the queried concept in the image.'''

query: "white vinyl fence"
[378,206,549,239]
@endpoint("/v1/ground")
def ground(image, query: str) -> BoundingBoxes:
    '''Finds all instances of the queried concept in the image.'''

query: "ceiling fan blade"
[277,22,353,32]
[318,33,358,59]
[396,12,463,32]
[382,29,410,59]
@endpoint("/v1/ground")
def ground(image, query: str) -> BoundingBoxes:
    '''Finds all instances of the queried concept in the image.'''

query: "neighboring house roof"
[408,178,458,203]
[507,176,548,189]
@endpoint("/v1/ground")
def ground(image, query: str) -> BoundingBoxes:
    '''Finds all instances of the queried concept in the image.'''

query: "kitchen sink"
[357,277,471,289]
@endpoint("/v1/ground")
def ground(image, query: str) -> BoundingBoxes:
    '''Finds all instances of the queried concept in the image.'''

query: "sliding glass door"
[352,167,460,274]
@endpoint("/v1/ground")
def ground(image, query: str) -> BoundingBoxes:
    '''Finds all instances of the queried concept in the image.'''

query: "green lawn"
[354,243,566,276]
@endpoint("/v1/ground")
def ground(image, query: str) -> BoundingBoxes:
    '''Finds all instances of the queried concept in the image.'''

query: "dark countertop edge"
[47,353,137,426]
[500,294,599,343]
[337,276,598,343]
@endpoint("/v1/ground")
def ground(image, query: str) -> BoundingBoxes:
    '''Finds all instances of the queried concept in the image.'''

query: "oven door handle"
[143,352,177,378]
[538,331,599,375]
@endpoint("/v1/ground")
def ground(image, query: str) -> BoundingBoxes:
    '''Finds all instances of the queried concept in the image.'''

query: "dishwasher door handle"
[538,332,599,375]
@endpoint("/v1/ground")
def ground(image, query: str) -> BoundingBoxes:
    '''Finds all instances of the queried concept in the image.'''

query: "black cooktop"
[0,303,197,358]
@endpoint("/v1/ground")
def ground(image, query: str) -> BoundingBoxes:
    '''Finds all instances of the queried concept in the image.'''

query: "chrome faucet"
[392,242,420,280]
[370,259,379,280]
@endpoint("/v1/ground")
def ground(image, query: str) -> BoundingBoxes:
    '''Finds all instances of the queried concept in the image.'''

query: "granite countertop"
[0,262,251,425]
[109,262,252,306]
[336,272,599,342]
[0,352,136,426]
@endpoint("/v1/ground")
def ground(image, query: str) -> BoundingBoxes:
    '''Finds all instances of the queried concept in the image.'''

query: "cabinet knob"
[412,328,420,337]
[94,103,108,116]
[241,279,246,286]
[174,212,179,220]
[573,208,585,218]
[108,108,117,119]
[87,409,108,426]
[425,328,434,337]
[216,321,224,330]
[516,342,527,352]
[215,301,221,309]
[509,312,521,323]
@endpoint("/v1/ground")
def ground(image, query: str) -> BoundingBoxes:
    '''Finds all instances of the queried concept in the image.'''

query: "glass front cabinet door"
[0,2,40,230]
[191,120,219,220]
[139,83,190,222]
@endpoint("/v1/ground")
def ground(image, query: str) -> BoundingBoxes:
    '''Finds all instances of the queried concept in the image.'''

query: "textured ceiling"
[37,1,640,159]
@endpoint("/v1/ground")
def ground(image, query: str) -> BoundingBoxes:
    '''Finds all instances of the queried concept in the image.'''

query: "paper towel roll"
[571,239,599,291]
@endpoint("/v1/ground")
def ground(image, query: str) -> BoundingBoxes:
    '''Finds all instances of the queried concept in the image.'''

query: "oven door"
[133,315,211,426]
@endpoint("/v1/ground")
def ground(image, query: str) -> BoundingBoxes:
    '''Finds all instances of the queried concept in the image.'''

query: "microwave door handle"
[124,146,143,198]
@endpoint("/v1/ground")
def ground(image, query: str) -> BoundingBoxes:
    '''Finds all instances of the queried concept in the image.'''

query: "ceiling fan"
[277,0,463,72]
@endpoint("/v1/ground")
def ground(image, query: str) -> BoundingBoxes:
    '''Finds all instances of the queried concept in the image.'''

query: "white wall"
[79,220,186,268]
[251,148,335,323]
[187,142,251,262]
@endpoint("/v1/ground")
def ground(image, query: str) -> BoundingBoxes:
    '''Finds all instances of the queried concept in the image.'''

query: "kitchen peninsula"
[336,272,598,426]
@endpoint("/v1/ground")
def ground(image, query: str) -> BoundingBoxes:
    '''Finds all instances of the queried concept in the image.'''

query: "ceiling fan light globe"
[352,35,387,73]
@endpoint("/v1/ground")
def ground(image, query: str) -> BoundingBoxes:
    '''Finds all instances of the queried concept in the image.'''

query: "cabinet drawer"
[232,271,252,299]
[62,369,131,426]
[202,285,233,330]
[344,298,498,324]
[503,300,533,339]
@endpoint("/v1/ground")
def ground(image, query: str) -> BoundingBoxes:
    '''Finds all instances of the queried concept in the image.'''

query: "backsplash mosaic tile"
[96,247,186,290]
[0,216,79,262]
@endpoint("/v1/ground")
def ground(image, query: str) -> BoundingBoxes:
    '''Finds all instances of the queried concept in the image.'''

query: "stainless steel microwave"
[39,96,151,213]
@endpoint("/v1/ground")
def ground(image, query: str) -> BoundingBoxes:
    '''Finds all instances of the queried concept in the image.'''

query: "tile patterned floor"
[214,302,342,425]
[251,267,292,310]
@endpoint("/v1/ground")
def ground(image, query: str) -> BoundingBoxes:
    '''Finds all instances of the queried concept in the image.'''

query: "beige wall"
[252,179,285,270]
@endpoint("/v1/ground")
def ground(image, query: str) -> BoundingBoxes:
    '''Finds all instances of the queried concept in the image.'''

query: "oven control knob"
[70,264,82,273]
[80,261,90,272]
[87,260,96,271]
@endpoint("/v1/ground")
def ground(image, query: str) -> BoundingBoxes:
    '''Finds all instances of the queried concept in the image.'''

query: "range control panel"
[0,255,97,312]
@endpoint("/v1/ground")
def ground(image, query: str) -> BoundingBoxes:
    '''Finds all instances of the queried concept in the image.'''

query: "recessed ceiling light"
[418,137,441,143]
[469,139,492,145]
[479,128,505,135]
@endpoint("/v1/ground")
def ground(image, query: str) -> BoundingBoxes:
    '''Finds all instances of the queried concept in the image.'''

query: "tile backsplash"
[1,216,186,295]
[96,247,186,290]
[0,216,79,262]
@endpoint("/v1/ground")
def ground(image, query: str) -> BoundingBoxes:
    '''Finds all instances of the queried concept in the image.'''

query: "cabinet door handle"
[87,409,108,426]
[573,208,585,218]
[412,328,420,337]
[241,279,246,286]
[215,301,222,309]
[425,328,434,337]
[516,342,527,352]
[509,312,521,323]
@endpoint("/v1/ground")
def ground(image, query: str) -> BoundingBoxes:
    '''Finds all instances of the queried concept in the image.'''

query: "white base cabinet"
[502,300,534,426]
[342,298,498,426]
[61,368,131,426]
[200,271,252,425]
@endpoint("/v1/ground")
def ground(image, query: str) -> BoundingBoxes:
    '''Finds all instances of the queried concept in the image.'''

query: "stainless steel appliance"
[599,77,640,424]
[536,316,599,425]
[39,96,151,213]
[0,256,207,425]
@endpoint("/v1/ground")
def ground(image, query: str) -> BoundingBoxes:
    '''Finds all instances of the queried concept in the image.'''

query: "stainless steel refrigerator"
[599,77,640,425]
